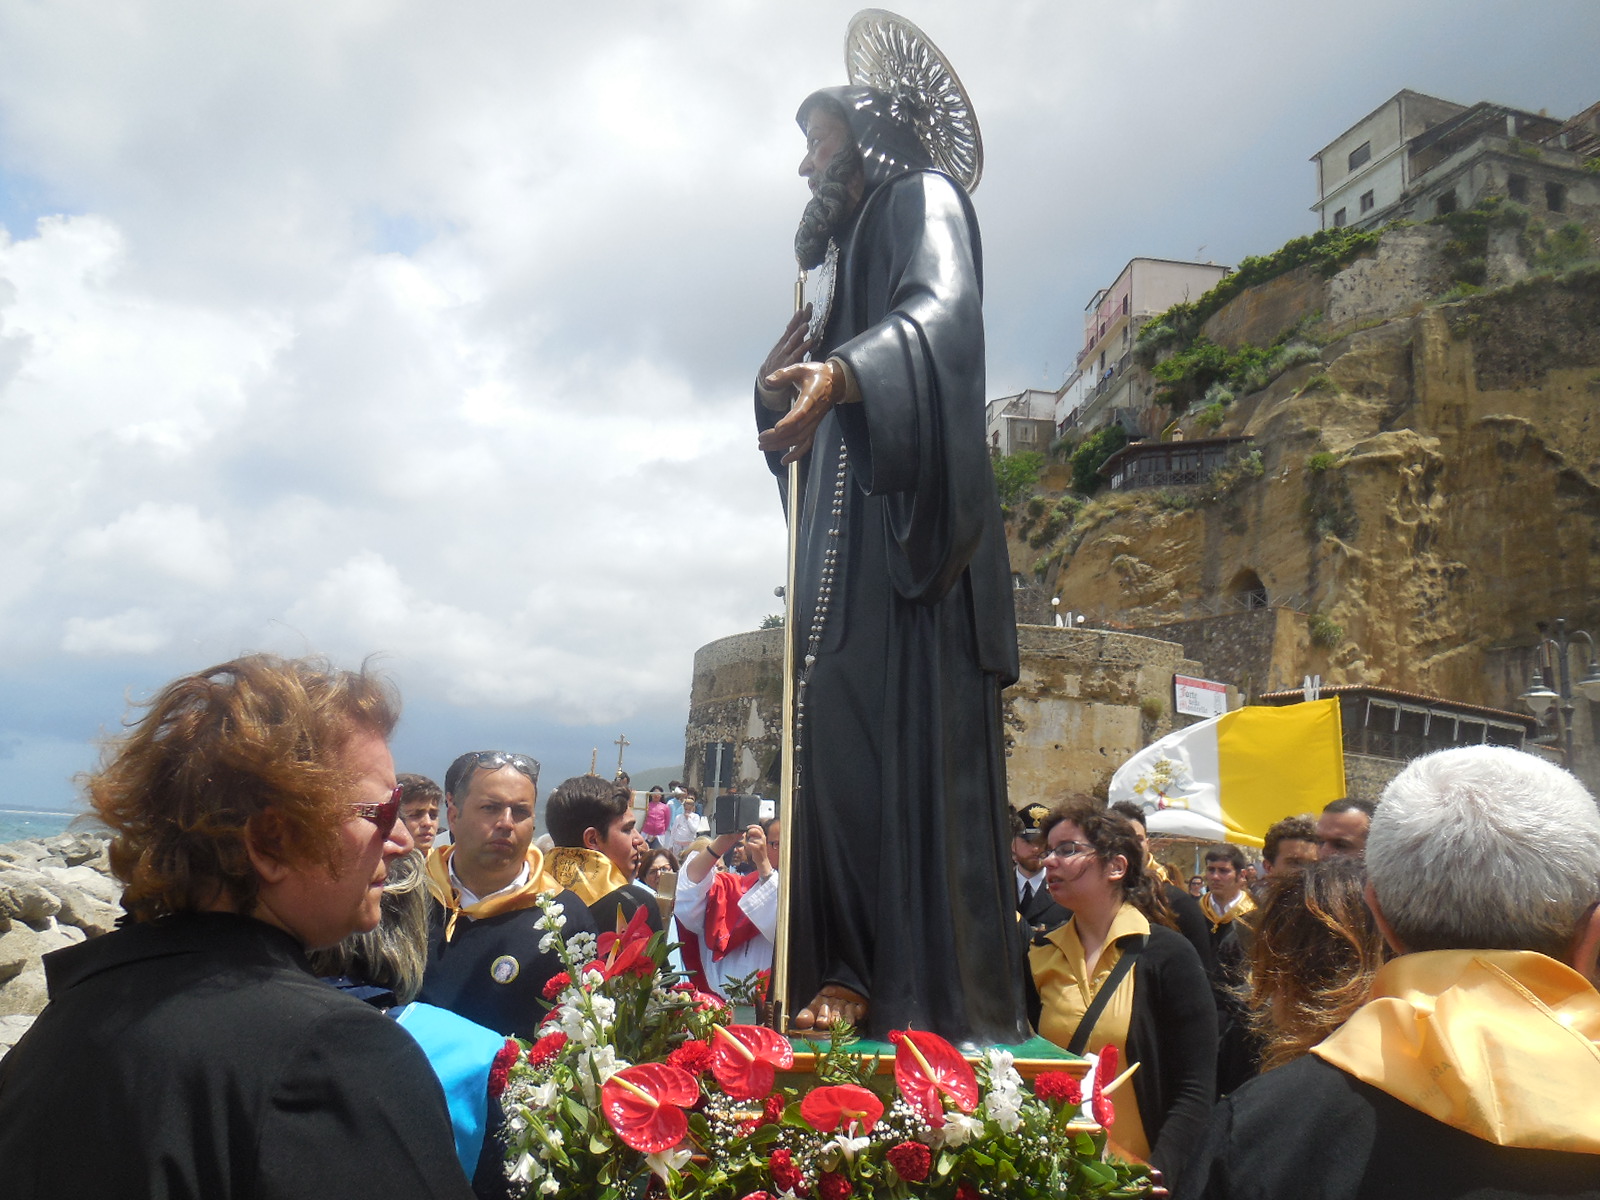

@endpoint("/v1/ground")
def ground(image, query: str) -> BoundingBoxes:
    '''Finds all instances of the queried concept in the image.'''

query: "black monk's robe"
[758,167,1028,1045]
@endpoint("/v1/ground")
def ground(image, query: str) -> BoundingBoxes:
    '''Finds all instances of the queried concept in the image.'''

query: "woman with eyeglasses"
[1027,799,1217,1194]
[0,655,473,1199]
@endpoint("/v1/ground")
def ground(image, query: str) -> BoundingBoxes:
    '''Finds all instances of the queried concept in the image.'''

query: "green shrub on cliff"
[993,451,1044,506]
[1070,425,1129,495]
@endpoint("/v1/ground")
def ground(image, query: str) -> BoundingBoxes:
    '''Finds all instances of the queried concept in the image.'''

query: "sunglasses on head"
[350,785,404,837]
[468,750,539,781]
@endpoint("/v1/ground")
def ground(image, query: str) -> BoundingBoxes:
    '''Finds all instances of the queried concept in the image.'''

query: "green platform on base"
[786,1033,1086,1080]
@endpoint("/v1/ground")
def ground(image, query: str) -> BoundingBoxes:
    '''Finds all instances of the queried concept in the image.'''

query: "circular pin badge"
[490,955,521,985]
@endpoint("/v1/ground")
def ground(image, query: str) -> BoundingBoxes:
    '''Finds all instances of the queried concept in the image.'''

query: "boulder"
[0,920,77,1017]
[39,864,121,908]
[0,965,50,1018]
[51,886,119,938]
[0,1013,36,1058]
[0,875,62,926]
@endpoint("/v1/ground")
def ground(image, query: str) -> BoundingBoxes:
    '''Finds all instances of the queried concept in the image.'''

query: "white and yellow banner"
[1107,699,1346,847]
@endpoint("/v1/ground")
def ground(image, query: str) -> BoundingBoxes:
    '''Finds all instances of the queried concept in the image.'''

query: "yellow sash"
[1312,949,1600,1153]
[423,844,555,942]
[537,846,630,909]
[1199,889,1255,933]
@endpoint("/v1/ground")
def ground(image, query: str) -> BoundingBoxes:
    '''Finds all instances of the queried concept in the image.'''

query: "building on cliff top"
[985,388,1057,456]
[1313,88,1600,232]
[1057,257,1229,441]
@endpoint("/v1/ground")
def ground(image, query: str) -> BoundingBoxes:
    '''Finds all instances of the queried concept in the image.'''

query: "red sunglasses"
[350,785,404,837]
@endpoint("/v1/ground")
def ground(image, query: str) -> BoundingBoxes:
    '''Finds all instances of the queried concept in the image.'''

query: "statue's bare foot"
[791,985,868,1031]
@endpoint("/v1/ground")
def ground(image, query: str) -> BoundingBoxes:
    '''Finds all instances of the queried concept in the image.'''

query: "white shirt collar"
[450,858,530,909]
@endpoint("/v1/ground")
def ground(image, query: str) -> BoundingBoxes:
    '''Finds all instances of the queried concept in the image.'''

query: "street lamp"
[1519,618,1600,765]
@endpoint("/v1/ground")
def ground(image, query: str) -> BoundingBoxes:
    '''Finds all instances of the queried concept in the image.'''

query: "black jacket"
[1029,923,1218,1192]
[1180,1052,1600,1200]
[0,913,471,1200]
[1019,875,1070,936]
[418,887,595,1038]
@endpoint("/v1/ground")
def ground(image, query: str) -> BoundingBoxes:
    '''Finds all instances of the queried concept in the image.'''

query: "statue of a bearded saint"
[756,68,1029,1046]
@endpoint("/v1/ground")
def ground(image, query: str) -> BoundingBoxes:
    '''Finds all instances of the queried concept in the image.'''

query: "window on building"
[1016,424,1035,444]
[1333,207,1348,227]
[1121,295,1130,314]
[1348,141,1371,172]
[1546,181,1567,213]
[1436,190,1458,216]
[1508,174,1529,202]
[1359,190,1375,213]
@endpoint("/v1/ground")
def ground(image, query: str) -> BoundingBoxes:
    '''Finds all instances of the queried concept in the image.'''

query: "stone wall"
[1004,625,1204,803]
[1138,608,1307,700]
[1343,752,1404,804]
[683,624,1204,809]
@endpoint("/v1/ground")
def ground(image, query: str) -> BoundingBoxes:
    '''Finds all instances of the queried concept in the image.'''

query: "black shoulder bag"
[1065,933,1147,1056]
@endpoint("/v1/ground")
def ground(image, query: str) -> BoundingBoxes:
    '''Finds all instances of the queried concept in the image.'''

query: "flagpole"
[768,266,806,1033]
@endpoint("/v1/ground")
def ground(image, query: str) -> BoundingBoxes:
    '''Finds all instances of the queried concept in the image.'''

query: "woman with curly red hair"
[0,654,472,1199]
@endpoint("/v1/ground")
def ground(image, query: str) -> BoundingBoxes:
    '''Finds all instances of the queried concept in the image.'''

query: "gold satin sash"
[537,846,630,910]
[1312,949,1600,1153]
[1199,889,1255,932]
[424,844,554,942]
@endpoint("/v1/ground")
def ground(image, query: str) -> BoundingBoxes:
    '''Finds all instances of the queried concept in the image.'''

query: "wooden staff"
[768,266,806,1033]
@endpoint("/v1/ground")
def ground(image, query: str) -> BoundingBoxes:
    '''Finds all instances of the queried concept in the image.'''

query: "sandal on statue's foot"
[791,985,868,1032]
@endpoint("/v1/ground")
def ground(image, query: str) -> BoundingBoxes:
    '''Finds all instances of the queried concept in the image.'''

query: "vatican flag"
[1107,699,1346,847]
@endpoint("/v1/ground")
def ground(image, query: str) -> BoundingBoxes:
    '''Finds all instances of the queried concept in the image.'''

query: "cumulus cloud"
[0,0,1594,805]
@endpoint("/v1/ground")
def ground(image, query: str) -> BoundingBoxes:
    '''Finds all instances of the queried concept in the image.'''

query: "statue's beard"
[795,145,861,270]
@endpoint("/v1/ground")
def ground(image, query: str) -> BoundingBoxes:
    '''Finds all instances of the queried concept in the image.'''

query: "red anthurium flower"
[590,904,655,979]
[709,1023,794,1101]
[799,1084,885,1133]
[600,1062,700,1153]
[597,902,653,957]
[1091,1044,1118,1129]
[888,1029,978,1129]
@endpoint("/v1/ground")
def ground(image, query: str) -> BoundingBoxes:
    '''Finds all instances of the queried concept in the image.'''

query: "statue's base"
[784,1033,1086,1081]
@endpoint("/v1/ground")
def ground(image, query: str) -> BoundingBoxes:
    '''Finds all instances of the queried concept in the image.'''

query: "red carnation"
[527,1030,568,1067]
[740,1193,776,1200]
[769,1149,805,1193]
[1034,1071,1082,1107]
[817,1173,853,1200]
[954,1183,980,1200]
[668,1039,713,1074]
[542,971,572,1001]
[886,1141,932,1183]
[487,1038,520,1098]
[763,1092,786,1125]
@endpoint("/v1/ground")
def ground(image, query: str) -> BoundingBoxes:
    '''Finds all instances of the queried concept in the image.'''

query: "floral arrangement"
[496,894,1152,1200]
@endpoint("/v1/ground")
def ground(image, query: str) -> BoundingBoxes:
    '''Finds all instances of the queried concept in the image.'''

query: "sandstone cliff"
[1017,223,1600,726]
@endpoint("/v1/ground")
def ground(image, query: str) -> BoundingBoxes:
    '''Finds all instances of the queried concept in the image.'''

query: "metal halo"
[844,9,983,193]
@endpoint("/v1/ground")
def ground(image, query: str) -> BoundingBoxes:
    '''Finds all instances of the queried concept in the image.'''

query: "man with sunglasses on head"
[416,750,596,1038]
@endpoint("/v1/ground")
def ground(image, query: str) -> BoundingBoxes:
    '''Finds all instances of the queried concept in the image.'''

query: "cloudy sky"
[1,0,1594,812]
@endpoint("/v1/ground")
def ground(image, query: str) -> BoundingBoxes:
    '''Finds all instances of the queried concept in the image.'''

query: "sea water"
[0,809,82,845]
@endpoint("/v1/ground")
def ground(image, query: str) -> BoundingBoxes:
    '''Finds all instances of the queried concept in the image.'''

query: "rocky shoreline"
[0,829,121,1058]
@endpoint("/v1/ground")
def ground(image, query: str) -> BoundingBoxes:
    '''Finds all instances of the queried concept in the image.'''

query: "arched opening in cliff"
[1230,569,1269,610]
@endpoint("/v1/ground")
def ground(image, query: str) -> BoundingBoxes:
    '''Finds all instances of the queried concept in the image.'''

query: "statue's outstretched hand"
[759,359,845,465]
[757,307,814,413]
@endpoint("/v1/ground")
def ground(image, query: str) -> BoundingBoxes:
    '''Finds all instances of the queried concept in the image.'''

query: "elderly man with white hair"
[1181,745,1600,1200]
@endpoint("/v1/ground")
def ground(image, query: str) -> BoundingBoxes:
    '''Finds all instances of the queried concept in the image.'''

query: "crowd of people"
[1,653,1598,1199]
